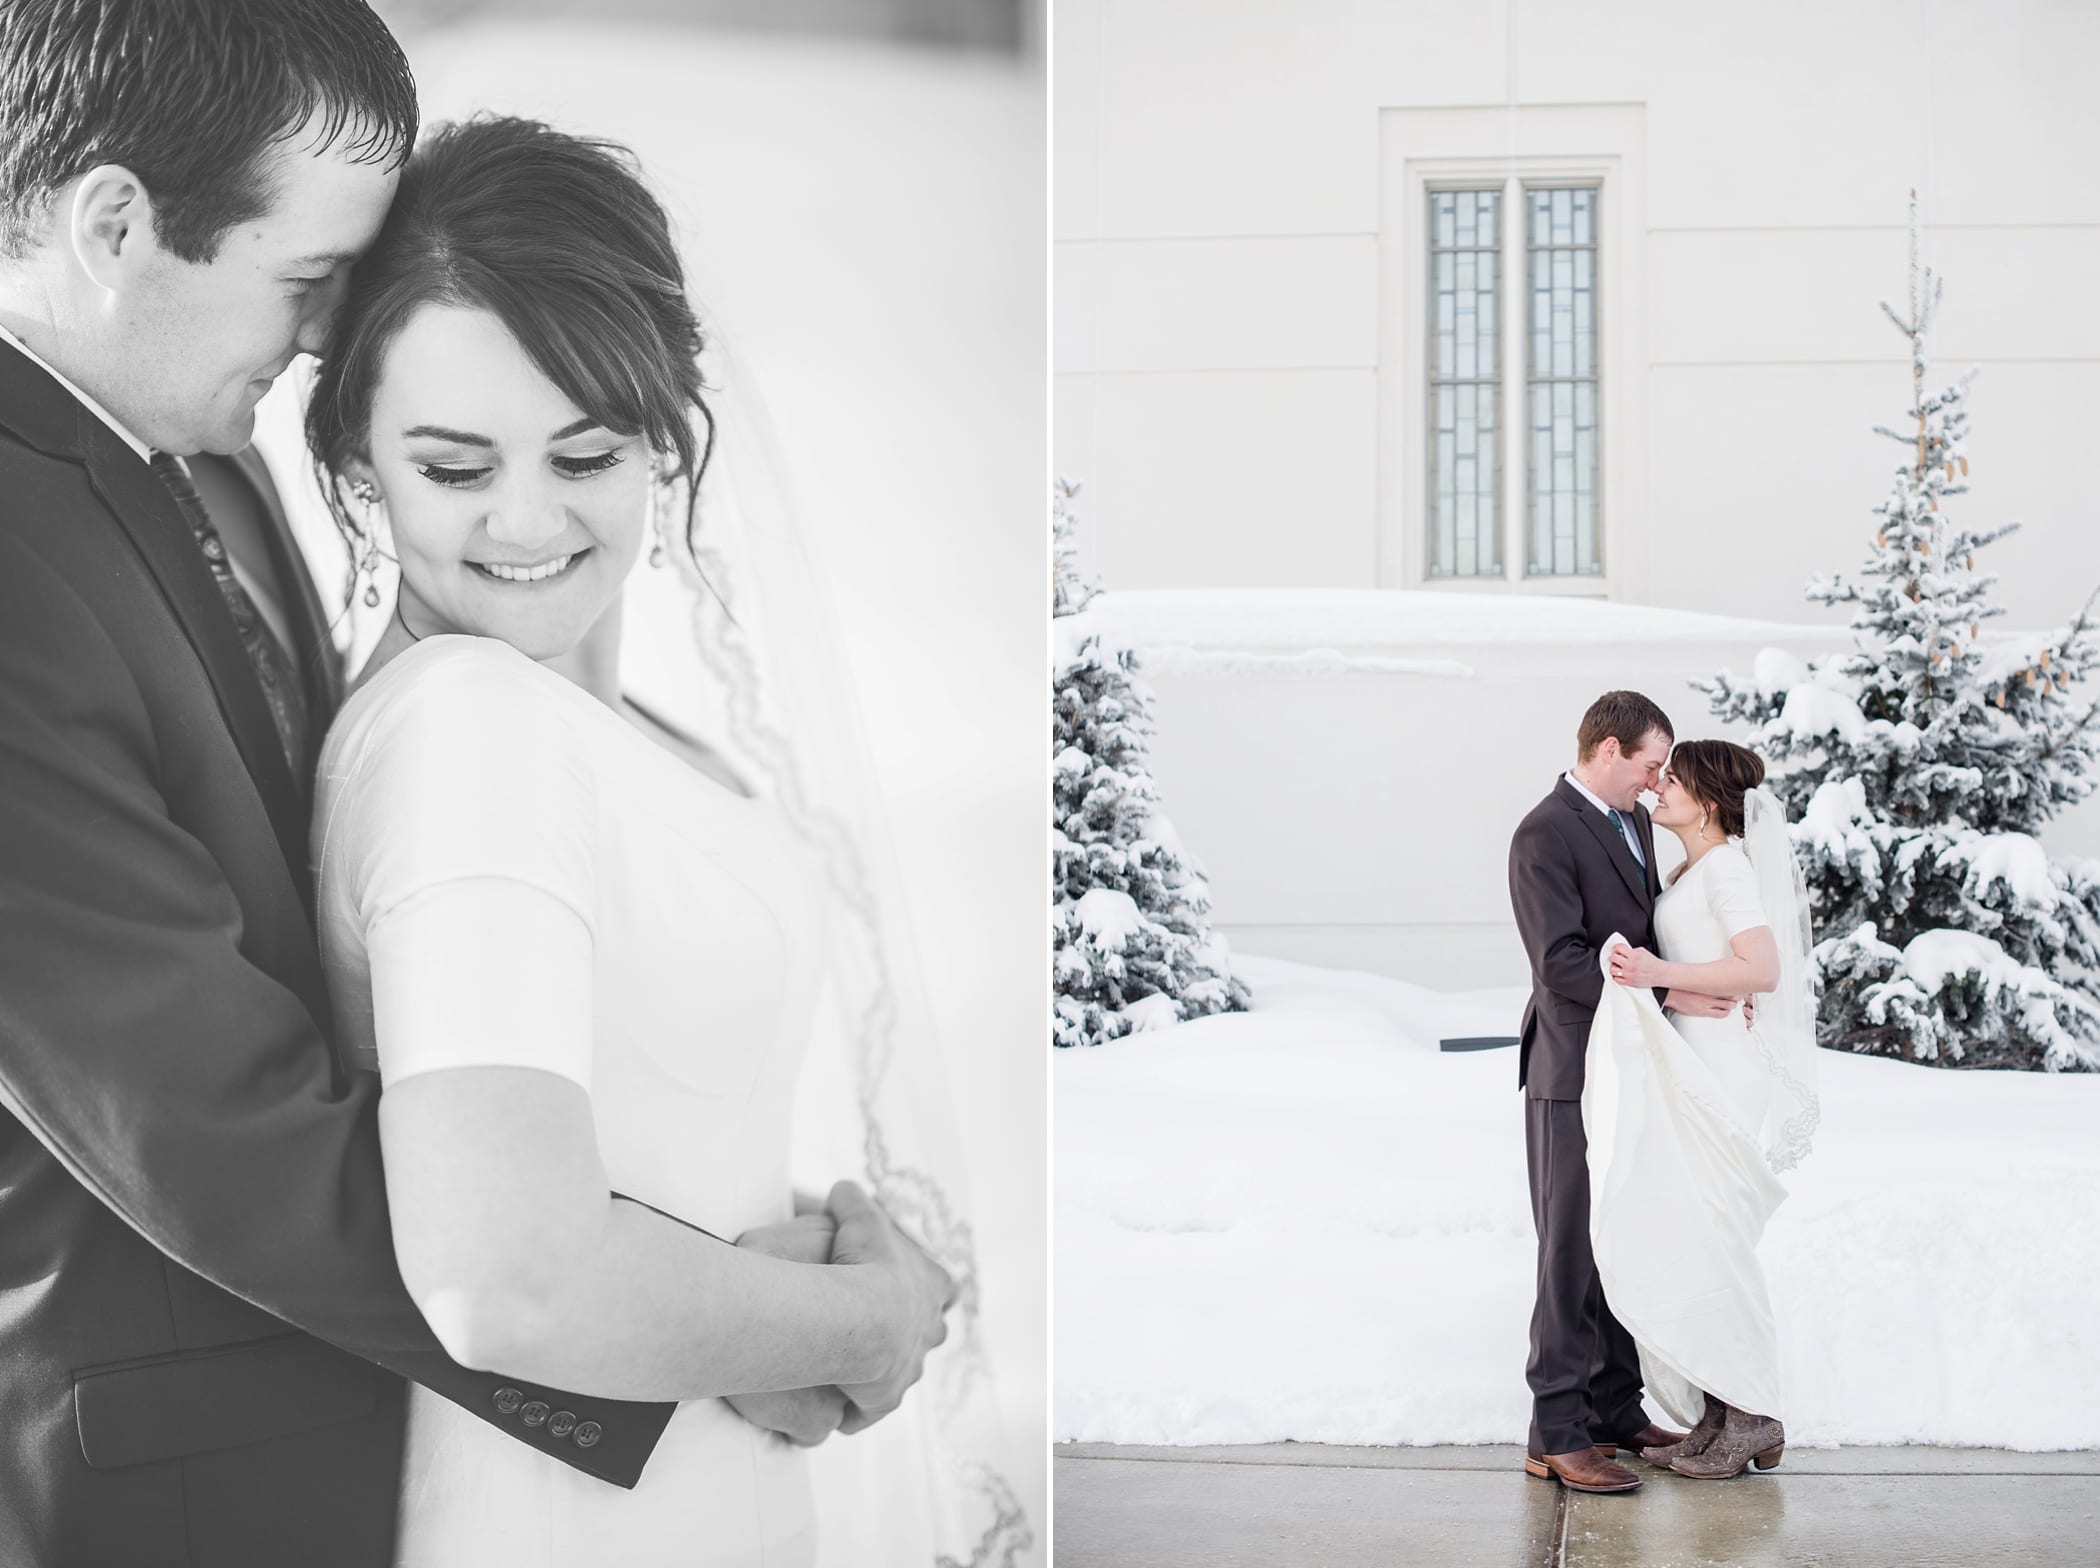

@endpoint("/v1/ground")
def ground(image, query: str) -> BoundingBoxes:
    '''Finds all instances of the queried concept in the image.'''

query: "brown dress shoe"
[1523,1447,1643,1493]
[1641,1394,1726,1466]
[1599,1421,1688,1455]
[1667,1405,1784,1479]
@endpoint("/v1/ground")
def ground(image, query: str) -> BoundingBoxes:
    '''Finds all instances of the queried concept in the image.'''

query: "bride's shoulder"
[351,636,566,730]
[325,636,581,790]
[1702,840,1764,904]
[1712,839,1754,870]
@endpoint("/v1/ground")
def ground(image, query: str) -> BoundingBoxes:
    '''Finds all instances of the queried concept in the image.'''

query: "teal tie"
[1609,808,1644,866]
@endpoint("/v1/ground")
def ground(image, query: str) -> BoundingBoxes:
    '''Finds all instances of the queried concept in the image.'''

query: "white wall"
[1055,0,2100,630]
[1080,589,2100,992]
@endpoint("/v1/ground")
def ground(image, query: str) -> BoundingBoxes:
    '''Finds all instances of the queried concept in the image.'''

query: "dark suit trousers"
[1525,1097,1646,1454]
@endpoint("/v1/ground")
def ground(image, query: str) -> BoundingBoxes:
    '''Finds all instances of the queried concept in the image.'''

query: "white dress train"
[1582,844,1791,1429]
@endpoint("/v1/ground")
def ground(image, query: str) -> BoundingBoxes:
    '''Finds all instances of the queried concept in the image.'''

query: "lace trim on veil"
[663,482,1029,1566]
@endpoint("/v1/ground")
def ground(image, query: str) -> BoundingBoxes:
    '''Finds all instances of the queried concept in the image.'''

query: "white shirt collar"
[0,321,154,464]
[1563,769,1619,818]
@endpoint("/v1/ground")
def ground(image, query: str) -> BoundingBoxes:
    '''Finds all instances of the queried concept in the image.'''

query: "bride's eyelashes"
[554,449,625,477]
[416,462,493,488]
[412,449,628,489]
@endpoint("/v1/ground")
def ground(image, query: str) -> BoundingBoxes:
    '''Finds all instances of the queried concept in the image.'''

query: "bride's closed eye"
[415,450,627,489]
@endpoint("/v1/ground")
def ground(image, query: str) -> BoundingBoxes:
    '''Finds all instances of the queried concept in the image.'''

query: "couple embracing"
[1509,691,1823,1495]
[0,3,988,1565]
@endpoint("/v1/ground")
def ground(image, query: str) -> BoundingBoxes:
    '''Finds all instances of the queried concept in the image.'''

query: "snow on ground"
[1055,954,2100,1452]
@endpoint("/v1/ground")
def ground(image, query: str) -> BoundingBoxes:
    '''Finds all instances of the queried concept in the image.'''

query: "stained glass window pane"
[1525,185,1601,576]
[1427,188,1501,579]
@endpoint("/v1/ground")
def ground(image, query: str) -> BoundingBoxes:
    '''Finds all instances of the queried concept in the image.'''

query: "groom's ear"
[66,165,156,295]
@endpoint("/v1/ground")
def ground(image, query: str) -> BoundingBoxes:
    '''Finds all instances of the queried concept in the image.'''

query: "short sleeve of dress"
[324,641,597,1090]
[1706,843,1770,940]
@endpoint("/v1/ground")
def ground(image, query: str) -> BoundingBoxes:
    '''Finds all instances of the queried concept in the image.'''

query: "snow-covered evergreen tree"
[1052,478,1249,1048]
[1699,197,2100,1071]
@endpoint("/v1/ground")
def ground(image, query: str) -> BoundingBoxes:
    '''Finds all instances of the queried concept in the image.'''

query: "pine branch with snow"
[1697,194,2100,1071]
[1052,483,1249,1048]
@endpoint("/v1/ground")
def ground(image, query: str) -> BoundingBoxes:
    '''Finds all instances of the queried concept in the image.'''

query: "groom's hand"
[724,1385,850,1447]
[733,1212,839,1267]
[827,1180,955,1434]
[1663,989,1739,1019]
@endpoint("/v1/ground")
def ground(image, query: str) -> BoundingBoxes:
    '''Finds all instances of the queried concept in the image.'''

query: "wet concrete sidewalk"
[1054,1441,2100,1565]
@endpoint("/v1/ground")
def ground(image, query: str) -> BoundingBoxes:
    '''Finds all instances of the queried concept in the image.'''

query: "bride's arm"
[338,656,948,1408]
[378,1065,942,1402]
[1609,927,1779,997]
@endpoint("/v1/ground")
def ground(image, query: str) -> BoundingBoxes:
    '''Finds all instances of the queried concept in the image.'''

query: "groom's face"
[91,120,398,454]
[1595,730,1671,811]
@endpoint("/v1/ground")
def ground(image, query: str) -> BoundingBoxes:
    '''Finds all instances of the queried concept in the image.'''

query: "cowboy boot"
[1667,1404,1784,1479]
[1640,1393,1725,1467]
[1523,1446,1643,1494]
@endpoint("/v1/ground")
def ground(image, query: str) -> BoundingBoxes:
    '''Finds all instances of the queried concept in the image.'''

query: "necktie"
[1608,807,1645,866]
[149,452,309,777]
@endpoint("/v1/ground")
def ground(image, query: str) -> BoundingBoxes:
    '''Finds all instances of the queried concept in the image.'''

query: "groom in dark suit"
[1506,691,1740,1495]
[0,6,683,1562]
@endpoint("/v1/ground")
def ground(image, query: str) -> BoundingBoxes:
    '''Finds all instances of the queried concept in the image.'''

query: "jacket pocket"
[73,1330,383,1470]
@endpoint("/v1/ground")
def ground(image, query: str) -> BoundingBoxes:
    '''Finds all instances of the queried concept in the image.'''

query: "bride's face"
[353,303,650,660]
[1652,767,1707,831]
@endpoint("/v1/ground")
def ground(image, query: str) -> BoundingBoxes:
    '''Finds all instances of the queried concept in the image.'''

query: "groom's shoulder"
[1512,785,1577,851]
[0,414,104,564]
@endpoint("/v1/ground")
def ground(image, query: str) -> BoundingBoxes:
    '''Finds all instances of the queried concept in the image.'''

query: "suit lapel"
[1558,777,1652,909]
[81,422,315,910]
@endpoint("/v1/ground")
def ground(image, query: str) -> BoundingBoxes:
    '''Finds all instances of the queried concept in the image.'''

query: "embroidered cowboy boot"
[1667,1403,1784,1479]
[1640,1392,1725,1466]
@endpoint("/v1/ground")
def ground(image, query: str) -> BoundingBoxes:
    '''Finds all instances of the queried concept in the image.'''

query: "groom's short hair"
[0,0,417,264]
[1577,690,1673,762]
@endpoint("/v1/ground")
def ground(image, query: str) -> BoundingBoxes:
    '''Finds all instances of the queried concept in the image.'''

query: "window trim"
[1377,106,1647,597]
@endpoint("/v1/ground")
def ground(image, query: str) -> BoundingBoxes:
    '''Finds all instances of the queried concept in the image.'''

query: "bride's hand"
[1607,943,1663,988]
[827,1180,955,1435]
[724,1211,849,1443]
[724,1386,849,1447]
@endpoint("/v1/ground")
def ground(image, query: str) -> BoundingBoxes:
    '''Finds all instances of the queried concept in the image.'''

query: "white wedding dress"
[313,634,827,1567]
[1582,843,1792,1429]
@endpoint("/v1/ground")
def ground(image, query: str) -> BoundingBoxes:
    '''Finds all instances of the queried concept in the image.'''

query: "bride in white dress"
[1583,739,1822,1481]
[305,118,960,1565]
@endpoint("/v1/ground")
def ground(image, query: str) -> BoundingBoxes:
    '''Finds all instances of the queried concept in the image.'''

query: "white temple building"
[1054,0,2100,988]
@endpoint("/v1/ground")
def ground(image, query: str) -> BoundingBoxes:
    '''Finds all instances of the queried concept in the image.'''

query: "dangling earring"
[348,479,385,608]
[648,456,678,569]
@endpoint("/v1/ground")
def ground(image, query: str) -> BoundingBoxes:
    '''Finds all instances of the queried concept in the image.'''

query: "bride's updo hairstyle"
[1667,739,1766,840]
[306,114,714,558]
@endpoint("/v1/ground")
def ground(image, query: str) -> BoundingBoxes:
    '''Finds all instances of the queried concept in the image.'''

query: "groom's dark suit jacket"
[0,339,675,1567]
[1508,776,1664,1100]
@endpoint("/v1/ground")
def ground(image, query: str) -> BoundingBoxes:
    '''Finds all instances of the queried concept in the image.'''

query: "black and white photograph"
[1053,3,2100,1565]
[0,1,1041,1564]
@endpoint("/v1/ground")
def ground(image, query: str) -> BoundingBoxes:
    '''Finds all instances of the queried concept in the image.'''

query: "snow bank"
[1056,955,2100,1450]
[1083,588,1837,653]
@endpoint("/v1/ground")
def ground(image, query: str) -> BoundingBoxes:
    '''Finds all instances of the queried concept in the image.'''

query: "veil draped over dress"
[632,339,1030,1566]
